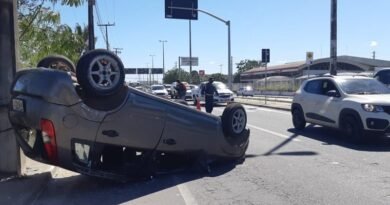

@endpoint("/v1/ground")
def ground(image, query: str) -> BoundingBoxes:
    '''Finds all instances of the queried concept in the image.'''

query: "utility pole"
[159,40,167,79]
[372,51,376,59]
[189,20,193,83]
[0,0,23,176]
[150,55,155,85]
[219,64,223,73]
[329,0,337,75]
[88,0,95,50]
[98,23,115,50]
[112,47,123,55]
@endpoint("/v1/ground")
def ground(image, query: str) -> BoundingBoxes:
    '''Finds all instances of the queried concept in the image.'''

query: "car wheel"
[292,108,306,130]
[37,55,76,73]
[76,49,125,97]
[222,103,247,138]
[341,115,365,141]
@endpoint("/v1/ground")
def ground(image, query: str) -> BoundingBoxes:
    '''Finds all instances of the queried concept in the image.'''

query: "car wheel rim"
[88,55,121,90]
[232,109,246,134]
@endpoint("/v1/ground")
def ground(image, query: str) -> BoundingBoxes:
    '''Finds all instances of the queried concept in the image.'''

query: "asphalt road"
[4,104,390,205]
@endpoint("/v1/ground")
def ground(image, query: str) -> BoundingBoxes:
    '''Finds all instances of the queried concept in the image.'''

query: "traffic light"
[262,49,270,63]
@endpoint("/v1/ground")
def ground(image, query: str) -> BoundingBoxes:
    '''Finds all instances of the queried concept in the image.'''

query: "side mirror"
[326,90,340,97]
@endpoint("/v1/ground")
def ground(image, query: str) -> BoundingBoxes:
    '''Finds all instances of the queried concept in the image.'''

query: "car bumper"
[362,112,390,134]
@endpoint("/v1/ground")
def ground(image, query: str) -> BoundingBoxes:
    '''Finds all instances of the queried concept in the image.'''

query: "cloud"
[209,61,215,65]
[370,41,378,47]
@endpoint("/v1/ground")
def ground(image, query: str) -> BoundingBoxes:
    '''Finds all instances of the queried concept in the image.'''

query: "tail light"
[41,119,58,164]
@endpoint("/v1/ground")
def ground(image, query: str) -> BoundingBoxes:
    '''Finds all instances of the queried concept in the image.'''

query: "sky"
[55,0,390,81]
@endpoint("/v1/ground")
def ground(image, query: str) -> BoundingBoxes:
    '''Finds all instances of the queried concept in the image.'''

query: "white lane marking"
[176,183,198,205]
[247,124,301,142]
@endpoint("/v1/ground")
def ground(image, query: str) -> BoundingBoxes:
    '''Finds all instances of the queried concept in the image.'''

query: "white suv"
[291,75,390,141]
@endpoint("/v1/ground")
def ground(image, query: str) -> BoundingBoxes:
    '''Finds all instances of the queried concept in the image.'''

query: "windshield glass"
[375,70,390,85]
[151,85,165,90]
[338,79,390,94]
[213,82,227,89]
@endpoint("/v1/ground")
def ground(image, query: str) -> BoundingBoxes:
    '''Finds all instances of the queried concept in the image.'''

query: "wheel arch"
[338,108,363,128]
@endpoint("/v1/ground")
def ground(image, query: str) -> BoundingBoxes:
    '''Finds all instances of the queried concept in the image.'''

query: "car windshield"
[151,85,165,90]
[213,82,227,89]
[338,79,390,94]
[375,70,390,84]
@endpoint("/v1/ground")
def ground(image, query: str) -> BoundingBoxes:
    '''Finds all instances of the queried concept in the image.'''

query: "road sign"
[306,52,314,65]
[137,68,149,74]
[124,68,137,74]
[199,70,205,76]
[180,57,199,66]
[151,68,164,74]
[165,0,198,20]
[261,49,270,63]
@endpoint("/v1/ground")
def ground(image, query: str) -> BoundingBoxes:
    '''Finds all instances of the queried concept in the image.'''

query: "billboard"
[180,57,199,66]
[165,0,198,20]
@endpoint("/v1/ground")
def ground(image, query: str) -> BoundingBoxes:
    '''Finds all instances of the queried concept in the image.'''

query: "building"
[240,56,390,82]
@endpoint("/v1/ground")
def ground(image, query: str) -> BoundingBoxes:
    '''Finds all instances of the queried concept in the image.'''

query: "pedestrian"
[202,77,218,113]
[175,80,186,99]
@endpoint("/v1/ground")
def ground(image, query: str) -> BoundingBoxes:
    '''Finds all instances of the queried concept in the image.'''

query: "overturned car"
[9,50,250,180]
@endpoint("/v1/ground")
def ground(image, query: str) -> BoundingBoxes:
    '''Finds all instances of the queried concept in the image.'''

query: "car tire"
[222,103,247,138]
[76,49,125,97]
[37,55,76,73]
[292,108,306,130]
[341,115,365,142]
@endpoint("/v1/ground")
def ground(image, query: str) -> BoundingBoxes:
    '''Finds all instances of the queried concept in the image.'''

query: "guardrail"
[236,96,292,103]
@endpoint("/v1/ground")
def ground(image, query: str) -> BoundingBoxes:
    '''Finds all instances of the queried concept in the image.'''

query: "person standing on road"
[175,80,186,100]
[202,77,218,113]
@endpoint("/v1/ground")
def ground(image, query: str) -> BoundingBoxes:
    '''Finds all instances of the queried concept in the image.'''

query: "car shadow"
[0,161,239,204]
[287,125,390,152]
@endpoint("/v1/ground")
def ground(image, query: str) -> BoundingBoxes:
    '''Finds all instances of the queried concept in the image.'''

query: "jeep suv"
[291,75,390,140]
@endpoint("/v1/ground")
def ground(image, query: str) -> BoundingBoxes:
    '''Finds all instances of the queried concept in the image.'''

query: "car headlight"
[362,104,384,112]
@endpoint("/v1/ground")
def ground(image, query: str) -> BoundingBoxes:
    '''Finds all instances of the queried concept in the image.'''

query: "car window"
[151,85,165,90]
[322,80,339,95]
[213,82,227,89]
[304,80,323,95]
[338,78,390,94]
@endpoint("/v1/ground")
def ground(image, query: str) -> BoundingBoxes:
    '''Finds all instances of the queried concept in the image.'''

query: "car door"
[95,93,166,150]
[305,79,341,127]
[315,79,342,127]
[300,79,323,123]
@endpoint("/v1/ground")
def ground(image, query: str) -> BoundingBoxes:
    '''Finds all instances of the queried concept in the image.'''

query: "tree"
[190,70,200,84]
[236,59,260,73]
[163,68,190,84]
[234,59,261,83]
[18,0,86,67]
[208,73,227,83]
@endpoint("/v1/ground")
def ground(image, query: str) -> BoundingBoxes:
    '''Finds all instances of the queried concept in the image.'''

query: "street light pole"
[167,6,233,88]
[159,40,167,81]
[150,54,155,85]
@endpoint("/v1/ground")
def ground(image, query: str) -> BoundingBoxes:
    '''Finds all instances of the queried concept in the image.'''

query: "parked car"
[237,86,254,97]
[151,84,169,98]
[164,84,172,96]
[9,50,249,180]
[374,68,390,87]
[185,84,198,101]
[291,75,390,141]
[192,81,234,105]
